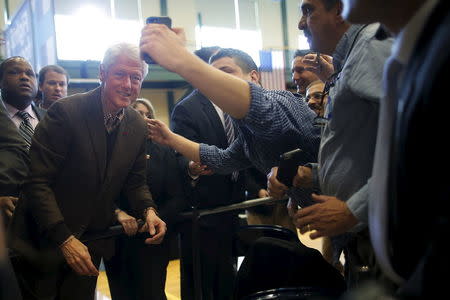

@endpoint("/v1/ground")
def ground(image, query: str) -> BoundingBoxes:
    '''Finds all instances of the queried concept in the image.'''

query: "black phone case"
[144,16,172,64]
[276,148,303,187]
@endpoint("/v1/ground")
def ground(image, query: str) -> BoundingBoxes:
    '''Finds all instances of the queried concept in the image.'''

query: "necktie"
[16,110,34,150]
[369,56,404,284]
[223,113,239,181]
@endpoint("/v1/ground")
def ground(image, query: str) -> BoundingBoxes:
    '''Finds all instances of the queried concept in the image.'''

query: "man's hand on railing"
[141,208,167,245]
[115,209,139,236]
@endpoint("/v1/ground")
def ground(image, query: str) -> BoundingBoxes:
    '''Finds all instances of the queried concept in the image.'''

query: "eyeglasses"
[313,71,340,127]
[305,92,324,102]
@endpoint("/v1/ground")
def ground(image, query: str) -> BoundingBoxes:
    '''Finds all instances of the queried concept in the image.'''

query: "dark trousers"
[10,251,101,300]
[234,237,346,300]
[179,217,238,300]
[344,230,398,292]
[104,233,172,300]
[0,257,23,300]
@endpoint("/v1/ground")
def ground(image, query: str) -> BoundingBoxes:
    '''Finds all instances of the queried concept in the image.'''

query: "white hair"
[101,43,148,78]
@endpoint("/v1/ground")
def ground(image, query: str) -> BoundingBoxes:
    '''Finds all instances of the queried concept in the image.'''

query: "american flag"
[259,50,286,90]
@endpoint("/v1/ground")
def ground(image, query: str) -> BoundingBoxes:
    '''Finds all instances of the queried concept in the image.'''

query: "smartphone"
[143,16,172,64]
[276,148,303,187]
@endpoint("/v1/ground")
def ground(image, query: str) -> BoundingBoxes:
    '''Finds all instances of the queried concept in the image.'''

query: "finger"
[123,224,133,236]
[147,221,156,236]
[5,201,15,212]
[139,223,148,233]
[296,216,313,229]
[68,260,85,275]
[130,220,139,234]
[5,209,13,218]
[310,231,323,240]
[145,224,166,244]
[145,231,164,244]
[85,260,99,276]
[11,197,19,205]
[296,206,314,220]
[80,254,99,276]
[311,193,331,203]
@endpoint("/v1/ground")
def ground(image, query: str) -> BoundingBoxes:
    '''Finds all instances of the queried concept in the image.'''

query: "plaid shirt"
[103,109,124,133]
[199,83,321,207]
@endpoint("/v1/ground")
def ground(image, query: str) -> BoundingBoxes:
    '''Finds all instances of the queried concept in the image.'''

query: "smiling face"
[40,70,68,105]
[0,58,38,110]
[291,56,319,95]
[99,54,144,113]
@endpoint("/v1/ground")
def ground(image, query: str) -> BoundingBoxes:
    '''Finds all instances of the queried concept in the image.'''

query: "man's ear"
[249,70,260,84]
[335,1,346,24]
[99,64,105,82]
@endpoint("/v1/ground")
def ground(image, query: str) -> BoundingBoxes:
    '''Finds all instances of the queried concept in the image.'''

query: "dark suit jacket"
[171,90,246,219]
[8,87,155,266]
[0,101,29,197]
[389,1,450,296]
[119,140,187,227]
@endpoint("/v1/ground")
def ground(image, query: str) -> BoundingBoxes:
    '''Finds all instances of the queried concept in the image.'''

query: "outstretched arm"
[140,25,251,119]
[148,118,201,162]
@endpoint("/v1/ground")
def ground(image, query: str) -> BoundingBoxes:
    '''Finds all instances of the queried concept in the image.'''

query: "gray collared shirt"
[311,24,393,228]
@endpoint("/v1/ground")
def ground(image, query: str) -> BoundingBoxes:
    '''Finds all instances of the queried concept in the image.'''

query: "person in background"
[341,0,450,297]
[0,101,28,300]
[291,49,320,96]
[37,65,69,110]
[267,0,393,289]
[0,56,44,224]
[170,48,246,300]
[305,80,326,115]
[105,98,186,300]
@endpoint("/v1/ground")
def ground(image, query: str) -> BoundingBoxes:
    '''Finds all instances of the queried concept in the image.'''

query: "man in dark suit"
[0,100,28,300]
[171,89,246,300]
[8,43,167,300]
[0,56,44,222]
[341,0,450,297]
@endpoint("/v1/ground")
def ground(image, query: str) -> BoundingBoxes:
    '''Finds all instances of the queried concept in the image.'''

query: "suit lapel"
[84,87,107,181]
[199,95,228,147]
[31,104,46,120]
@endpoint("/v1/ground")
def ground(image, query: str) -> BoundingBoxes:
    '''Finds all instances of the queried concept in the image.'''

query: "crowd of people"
[0,0,448,299]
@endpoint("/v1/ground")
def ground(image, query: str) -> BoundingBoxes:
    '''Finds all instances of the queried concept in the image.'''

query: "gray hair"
[101,43,148,78]
[131,98,156,119]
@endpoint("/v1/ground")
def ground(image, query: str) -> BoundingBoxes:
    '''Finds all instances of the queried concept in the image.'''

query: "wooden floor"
[95,230,322,300]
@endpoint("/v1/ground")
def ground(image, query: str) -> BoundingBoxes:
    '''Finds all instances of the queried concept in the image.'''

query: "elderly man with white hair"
[8,43,166,300]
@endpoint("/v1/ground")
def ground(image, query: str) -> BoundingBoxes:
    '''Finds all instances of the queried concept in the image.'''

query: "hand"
[147,119,176,146]
[188,161,214,176]
[302,53,334,82]
[267,167,288,199]
[0,196,18,218]
[116,210,138,236]
[140,209,167,245]
[293,194,358,239]
[140,24,189,72]
[292,166,313,189]
[60,236,99,276]
[258,189,270,198]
